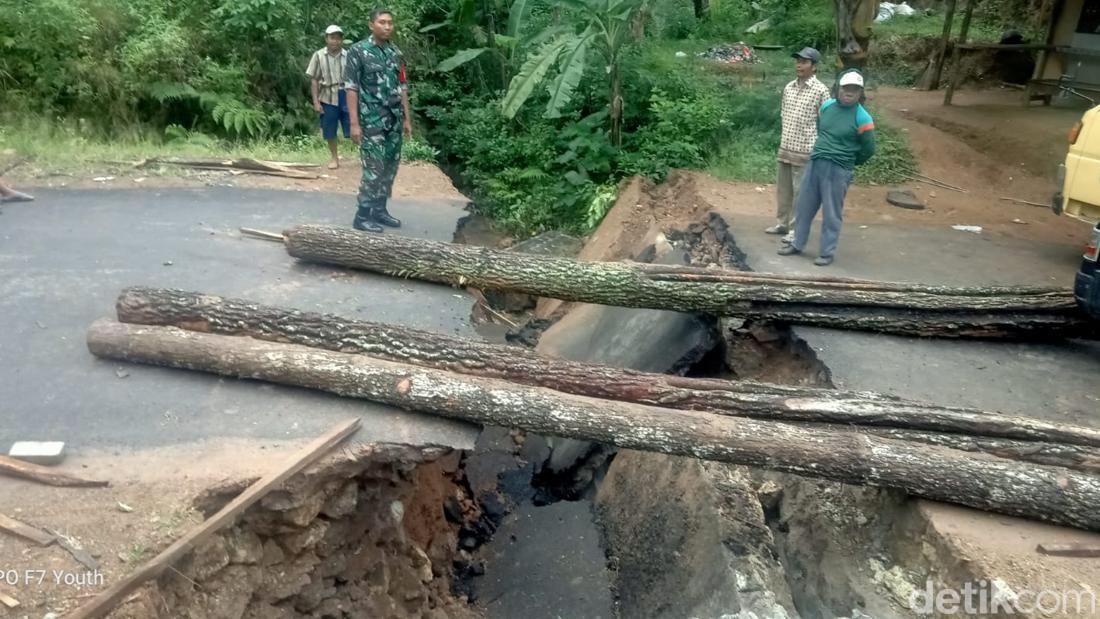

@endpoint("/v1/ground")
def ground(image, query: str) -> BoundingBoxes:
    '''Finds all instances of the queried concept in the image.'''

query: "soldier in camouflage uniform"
[345,9,412,233]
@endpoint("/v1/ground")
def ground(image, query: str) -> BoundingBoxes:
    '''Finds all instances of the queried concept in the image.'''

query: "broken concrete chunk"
[8,441,65,465]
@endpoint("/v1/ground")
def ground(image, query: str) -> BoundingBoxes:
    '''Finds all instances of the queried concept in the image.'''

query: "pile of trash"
[876,1,917,22]
[698,43,759,65]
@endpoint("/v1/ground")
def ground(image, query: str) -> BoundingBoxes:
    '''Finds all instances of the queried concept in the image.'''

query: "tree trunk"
[86,319,1100,532]
[735,303,1097,340]
[801,424,1100,474]
[280,226,1090,337]
[609,62,623,148]
[115,287,1100,450]
[692,0,710,19]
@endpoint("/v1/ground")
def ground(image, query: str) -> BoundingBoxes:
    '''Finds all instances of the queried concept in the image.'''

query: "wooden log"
[808,425,1100,474]
[114,287,1100,449]
[67,417,360,619]
[0,455,108,488]
[1036,543,1100,558]
[86,320,1100,532]
[731,303,1099,340]
[282,225,1078,314]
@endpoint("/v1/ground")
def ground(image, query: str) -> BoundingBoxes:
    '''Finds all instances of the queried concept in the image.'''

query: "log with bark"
[86,319,1100,532]
[280,226,1092,339]
[114,288,1100,452]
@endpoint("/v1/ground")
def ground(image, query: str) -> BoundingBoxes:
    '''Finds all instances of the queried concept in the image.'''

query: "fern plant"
[145,81,271,139]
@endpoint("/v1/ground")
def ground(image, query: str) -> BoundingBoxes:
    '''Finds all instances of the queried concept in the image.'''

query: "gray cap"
[792,47,821,64]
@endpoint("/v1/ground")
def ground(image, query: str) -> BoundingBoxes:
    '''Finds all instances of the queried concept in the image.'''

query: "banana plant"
[432,0,548,86]
[500,0,645,146]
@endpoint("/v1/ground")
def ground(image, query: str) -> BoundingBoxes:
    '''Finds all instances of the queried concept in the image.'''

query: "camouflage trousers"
[356,123,403,207]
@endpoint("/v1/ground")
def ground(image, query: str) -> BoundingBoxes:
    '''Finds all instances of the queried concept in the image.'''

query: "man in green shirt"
[345,9,413,233]
[778,69,875,266]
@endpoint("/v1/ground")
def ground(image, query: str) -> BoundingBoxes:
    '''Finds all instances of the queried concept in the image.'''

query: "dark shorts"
[320,90,350,140]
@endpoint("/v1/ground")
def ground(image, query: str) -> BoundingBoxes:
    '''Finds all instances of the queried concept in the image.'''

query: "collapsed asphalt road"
[0,187,478,451]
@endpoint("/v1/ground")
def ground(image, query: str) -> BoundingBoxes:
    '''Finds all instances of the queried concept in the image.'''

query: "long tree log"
[733,303,1100,340]
[281,225,1078,314]
[115,287,1100,449]
[86,319,1100,532]
[806,425,1100,474]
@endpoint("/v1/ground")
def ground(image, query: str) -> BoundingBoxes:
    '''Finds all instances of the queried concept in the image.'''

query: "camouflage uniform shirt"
[344,35,408,130]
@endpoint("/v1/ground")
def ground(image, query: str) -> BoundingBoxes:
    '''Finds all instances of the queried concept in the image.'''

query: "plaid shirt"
[306,48,347,106]
[778,75,830,165]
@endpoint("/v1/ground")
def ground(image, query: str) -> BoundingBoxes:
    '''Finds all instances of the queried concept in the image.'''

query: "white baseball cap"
[839,72,865,88]
[325,25,344,35]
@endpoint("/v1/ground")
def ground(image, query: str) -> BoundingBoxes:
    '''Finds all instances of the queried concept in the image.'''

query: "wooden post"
[1026,0,1065,106]
[928,0,958,90]
[943,0,975,105]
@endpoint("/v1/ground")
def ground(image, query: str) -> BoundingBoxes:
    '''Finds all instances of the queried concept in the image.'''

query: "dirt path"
[698,86,1092,249]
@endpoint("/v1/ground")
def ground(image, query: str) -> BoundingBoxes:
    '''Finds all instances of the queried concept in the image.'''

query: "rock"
[427,531,457,577]
[886,188,925,210]
[480,492,508,525]
[188,537,231,582]
[412,546,433,583]
[224,528,263,565]
[281,520,330,555]
[280,491,328,527]
[293,575,337,613]
[757,481,783,511]
[196,565,260,619]
[321,482,359,519]
[316,518,353,557]
[258,552,320,601]
[261,539,286,566]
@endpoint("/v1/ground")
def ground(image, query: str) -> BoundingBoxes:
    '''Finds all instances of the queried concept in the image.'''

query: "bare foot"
[327,160,339,170]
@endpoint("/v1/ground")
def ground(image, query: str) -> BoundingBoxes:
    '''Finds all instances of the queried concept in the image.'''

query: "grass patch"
[0,117,437,174]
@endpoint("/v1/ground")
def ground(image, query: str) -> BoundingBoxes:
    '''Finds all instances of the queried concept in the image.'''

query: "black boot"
[374,199,401,228]
[352,206,383,233]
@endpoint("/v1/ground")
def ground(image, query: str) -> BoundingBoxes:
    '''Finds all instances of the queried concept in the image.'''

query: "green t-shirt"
[812,98,876,170]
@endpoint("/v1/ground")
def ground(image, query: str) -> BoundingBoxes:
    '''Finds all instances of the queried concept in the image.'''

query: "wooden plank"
[0,592,20,609]
[0,455,109,488]
[1037,543,1100,558]
[66,417,360,619]
[955,43,1057,51]
[0,513,55,546]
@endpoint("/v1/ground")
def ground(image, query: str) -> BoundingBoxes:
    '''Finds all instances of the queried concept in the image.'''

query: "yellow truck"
[1052,104,1100,318]
[1054,104,1100,224]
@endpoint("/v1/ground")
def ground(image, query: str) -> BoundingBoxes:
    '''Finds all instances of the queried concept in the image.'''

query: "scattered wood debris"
[0,454,108,488]
[1037,543,1100,558]
[0,512,55,546]
[134,157,319,180]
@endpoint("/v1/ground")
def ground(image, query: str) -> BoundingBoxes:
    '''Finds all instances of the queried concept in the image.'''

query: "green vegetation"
[9,0,1028,235]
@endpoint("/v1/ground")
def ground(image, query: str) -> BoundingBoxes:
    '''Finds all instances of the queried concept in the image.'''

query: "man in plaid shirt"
[766,47,831,242]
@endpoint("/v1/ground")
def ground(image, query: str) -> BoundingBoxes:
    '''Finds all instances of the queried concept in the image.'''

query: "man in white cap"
[306,25,350,170]
[766,46,831,242]
[778,69,875,266]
